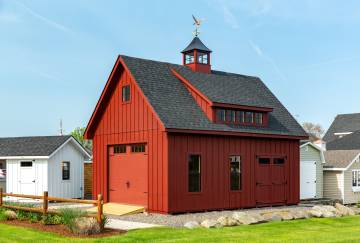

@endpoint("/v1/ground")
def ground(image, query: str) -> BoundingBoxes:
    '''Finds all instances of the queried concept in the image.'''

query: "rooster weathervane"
[192,15,203,37]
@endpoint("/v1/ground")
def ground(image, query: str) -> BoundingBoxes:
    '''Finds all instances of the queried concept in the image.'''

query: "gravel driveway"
[115,205,311,227]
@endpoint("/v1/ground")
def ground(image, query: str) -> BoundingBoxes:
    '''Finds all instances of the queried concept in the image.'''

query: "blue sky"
[1,0,360,137]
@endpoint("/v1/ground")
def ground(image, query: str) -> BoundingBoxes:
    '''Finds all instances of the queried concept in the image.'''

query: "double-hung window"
[62,161,70,180]
[352,170,360,192]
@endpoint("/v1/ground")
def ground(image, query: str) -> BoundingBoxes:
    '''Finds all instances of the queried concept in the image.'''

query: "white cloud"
[249,40,287,81]
[222,5,239,29]
[14,0,70,32]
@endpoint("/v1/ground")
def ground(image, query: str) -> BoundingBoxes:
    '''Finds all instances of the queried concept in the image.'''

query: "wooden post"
[43,191,48,217]
[97,194,103,229]
[0,188,3,207]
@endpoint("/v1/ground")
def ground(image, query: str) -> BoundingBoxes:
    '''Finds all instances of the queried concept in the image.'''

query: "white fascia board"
[48,137,91,159]
[323,167,346,171]
[0,156,49,160]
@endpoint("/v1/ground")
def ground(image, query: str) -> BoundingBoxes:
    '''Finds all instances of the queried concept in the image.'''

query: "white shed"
[0,136,91,198]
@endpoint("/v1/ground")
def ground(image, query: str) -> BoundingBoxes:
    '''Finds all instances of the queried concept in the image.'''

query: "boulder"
[72,217,101,235]
[251,213,267,223]
[262,213,282,222]
[277,211,294,221]
[217,216,237,227]
[232,212,259,225]
[184,221,200,229]
[4,210,17,220]
[308,209,323,218]
[335,203,355,216]
[292,210,308,220]
[201,219,221,228]
[350,207,360,215]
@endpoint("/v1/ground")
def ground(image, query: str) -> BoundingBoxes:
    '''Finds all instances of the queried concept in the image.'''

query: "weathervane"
[192,15,202,37]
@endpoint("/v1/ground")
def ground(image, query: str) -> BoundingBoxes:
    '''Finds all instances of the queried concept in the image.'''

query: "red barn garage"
[84,36,307,214]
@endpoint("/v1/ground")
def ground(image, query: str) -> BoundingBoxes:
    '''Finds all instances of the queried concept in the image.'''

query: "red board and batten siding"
[90,61,169,213]
[167,133,299,213]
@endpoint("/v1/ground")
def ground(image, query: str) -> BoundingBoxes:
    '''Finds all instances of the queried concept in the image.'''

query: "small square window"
[245,112,254,123]
[62,161,70,180]
[274,158,285,165]
[236,111,245,123]
[185,53,194,64]
[21,161,32,167]
[131,144,146,153]
[114,145,126,154]
[216,109,226,122]
[226,110,236,123]
[197,52,208,64]
[255,113,263,125]
[259,158,270,164]
[122,85,131,102]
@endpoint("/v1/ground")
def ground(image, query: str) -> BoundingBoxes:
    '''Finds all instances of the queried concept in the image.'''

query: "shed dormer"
[181,37,212,74]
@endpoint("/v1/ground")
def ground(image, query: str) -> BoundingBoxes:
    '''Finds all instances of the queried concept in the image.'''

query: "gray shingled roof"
[324,150,360,169]
[0,136,71,157]
[327,130,360,150]
[323,113,360,142]
[181,37,212,53]
[121,55,307,137]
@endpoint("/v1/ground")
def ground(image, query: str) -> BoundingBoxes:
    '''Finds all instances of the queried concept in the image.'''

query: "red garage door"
[108,144,148,206]
[256,157,286,205]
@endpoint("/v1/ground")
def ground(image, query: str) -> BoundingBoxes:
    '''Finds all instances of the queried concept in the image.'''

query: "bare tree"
[302,122,325,142]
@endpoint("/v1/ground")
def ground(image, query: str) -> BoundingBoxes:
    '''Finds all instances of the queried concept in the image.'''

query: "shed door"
[256,157,286,205]
[108,144,148,206]
[300,161,316,199]
[19,161,36,195]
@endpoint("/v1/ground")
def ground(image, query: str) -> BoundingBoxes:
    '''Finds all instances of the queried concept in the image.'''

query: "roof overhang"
[0,156,49,160]
[211,102,273,112]
[300,141,326,163]
[323,151,360,171]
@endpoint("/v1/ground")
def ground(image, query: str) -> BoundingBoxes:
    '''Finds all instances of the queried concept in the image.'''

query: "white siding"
[48,141,84,198]
[6,159,48,196]
[300,145,323,198]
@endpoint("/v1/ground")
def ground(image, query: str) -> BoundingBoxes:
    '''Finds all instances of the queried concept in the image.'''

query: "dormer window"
[197,52,208,64]
[122,85,131,102]
[215,108,266,127]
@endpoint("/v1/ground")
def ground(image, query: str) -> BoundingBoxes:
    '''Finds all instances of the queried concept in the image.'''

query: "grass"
[1,216,360,242]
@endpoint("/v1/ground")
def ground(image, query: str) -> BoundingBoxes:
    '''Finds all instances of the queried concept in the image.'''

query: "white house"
[0,135,91,198]
[300,141,325,200]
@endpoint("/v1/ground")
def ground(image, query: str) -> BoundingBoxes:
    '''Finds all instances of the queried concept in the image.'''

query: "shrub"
[4,210,17,220]
[41,214,63,225]
[101,215,109,230]
[59,208,87,232]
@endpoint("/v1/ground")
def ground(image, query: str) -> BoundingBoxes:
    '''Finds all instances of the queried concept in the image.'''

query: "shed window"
[131,144,146,153]
[236,111,245,123]
[122,85,131,102]
[230,156,241,191]
[352,170,360,190]
[259,158,270,164]
[21,161,33,167]
[62,161,70,180]
[114,145,126,154]
[255,113,263,125]
[185,53,194,64]
[197,52,208,64]
[188,155,201,192]
[274,158,285,165]
[245,112,254,123]
[216,109,226,122]
[226,110,236,123]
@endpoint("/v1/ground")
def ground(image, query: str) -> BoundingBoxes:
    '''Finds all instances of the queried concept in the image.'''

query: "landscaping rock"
[217,216,238,227]
[232,212,258,225]
[251,213,267,223]
[308,209,323,218]
[292,210,308,219]
[262,212,282,222]
[72,217,101,235]
[277,211,294,221]
[350,207,360,215]
[201,219,221,228]
[4,210,17,220]
[335,203,355,216]
[184,221,200,229]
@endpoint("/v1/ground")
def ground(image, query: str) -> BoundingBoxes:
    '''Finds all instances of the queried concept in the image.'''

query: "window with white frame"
[352,170,360,191]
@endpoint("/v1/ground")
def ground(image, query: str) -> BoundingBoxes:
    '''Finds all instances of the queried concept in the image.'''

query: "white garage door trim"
[300,160,317,199]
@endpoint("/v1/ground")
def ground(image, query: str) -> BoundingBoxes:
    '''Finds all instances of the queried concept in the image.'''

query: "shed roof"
[120,55,307,137]
[327,130,360,151]
[0,135,83,157]
[324,150,360,169]
[324,113,360,142]
[181,37,212,53]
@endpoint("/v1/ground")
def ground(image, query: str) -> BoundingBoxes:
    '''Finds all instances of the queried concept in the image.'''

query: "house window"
[20,161,33,167]
[255,113,263,125]
[62,161,70,180]
[352,170,360,192]
[230,156,241,191]
[245,112,253,123]
[226,110,236,123]
[131,144,146,153]
[216,109,226,122]
[114,145,126,154]
[197,52,208,64]
[188,155,201,192]
[237,111,245,123]
[122,85,131,102]
[185,53,194,64]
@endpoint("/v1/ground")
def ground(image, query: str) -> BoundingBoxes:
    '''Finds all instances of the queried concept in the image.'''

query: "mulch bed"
[1,220,126,238]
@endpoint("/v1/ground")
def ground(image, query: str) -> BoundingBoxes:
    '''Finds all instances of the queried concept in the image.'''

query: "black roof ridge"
[119,54,259,80]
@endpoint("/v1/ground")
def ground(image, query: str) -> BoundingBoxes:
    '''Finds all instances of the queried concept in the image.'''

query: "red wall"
[167,133,300,213]
[91,65,169,213]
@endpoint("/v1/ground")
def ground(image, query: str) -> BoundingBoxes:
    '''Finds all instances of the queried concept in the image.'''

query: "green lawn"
[1,216,360,243]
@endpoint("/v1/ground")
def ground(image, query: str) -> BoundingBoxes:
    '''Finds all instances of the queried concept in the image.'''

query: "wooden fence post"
[0,188,3,207]
[43,191,48,217]
[97,194,103,228]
